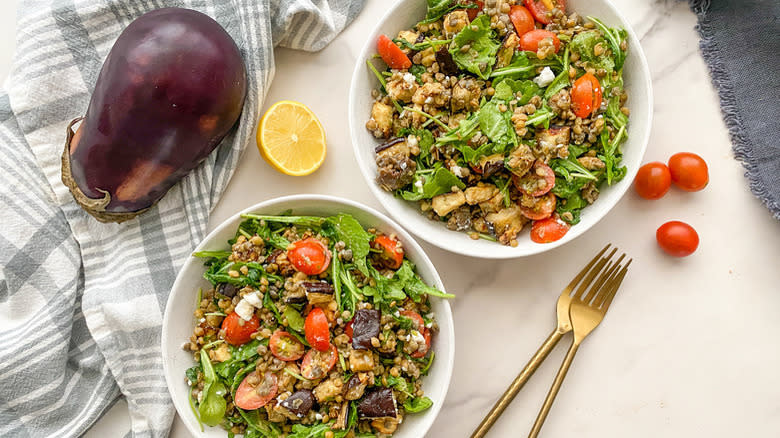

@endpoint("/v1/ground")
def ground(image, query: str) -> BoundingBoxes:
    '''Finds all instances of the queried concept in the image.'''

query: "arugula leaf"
[525,105,555,129]
[323,214,372,276]
[185,365,200,384]
[424,0,455,22]
[241,214,326,229]
[492,77,541,104]
[400,167,465,201]
[550,155,598,181]
[455,141,506,165]
[556,193,588,225]
[198,350,226,427]
[403,396,434,413]
[449,15,500,79]
[283,306,305,332]
[543,47,570,99]
[263,290,284,324]
[339,269,364,314]
[570,30,614,73]
[409,64,426,85]
[490,51,560,80]
[192,250,231,259]
[587,16,628,70]
[436,113,479,145]
[478,101,512,144]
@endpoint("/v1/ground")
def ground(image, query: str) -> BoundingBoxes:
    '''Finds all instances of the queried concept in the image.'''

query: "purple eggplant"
[351,309,381,350]
[357,387,397,419]
[61,8,246,222]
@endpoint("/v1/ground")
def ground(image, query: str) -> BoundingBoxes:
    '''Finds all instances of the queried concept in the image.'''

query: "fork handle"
[471,328,565,438]
[528,340,581,438]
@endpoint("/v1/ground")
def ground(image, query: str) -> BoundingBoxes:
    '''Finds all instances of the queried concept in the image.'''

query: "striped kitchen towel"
[0,0,365,437]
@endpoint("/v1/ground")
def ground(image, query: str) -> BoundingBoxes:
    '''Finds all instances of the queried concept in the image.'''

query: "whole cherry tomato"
[656,221,699,257]
[221,311,259,346]
[668,152,709,192]
[634,162,672,200]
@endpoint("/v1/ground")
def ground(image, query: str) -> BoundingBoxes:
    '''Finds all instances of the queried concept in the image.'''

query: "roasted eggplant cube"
[216,283,238,298]
[357,387,398,419]
[351,309,381,350]
[280,389,316,417]
[303,281,335,305]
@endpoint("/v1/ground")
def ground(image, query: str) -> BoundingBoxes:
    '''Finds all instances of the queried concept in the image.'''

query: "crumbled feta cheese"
[410,330,426,350]
[234,299,255,321]
[424,96,433,104]
[414,179,424,189]
[533,67,556,87]
[315,413,323,421]
[244,291,263,308]
[406,135,418,147]
[403,73,415,85]
[451,165,465,178]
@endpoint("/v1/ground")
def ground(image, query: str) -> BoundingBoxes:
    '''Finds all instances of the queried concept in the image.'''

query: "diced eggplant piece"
[313,377,343,402]
[496,32,520,69]
[333,401,350,430]
[476,154,505,178]
[303,281,335,305]
[349,350,375,372]
[351,309,381,350]
[344,373,370,401]
[357,387,398,419]
[464,183,499,205]
[436,46,459,76]
[216,283,238,298]
[375,137,405,154]
[280,389,316,417]
[432,191,466,217]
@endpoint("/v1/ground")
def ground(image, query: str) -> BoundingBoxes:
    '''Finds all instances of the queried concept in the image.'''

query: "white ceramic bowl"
[348,0,653,258]
[162,195,455,438]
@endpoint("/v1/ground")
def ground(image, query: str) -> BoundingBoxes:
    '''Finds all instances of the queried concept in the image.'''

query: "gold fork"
[471,244,618,438]
[528,253,631,437]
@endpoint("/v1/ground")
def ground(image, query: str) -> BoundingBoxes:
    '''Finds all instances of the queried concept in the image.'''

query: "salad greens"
[449,15,500,79]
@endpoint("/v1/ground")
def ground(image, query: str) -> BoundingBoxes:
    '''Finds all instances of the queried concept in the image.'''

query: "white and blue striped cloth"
[0,0,365,436]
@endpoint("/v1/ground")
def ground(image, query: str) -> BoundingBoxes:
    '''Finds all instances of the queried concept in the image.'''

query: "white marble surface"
[3,0,780,436]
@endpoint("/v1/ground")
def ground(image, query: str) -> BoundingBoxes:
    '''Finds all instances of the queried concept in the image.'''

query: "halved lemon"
[257,100,326,176]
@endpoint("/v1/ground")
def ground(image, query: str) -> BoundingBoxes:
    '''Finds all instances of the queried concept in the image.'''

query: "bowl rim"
[161,194,455,438]
[347,0,653,259]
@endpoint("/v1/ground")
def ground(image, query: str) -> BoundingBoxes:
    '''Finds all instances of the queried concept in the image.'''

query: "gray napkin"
[690,0,780,219]
[0,0,364,437]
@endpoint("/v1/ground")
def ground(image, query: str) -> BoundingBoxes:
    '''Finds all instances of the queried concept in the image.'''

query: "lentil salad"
[365,0,631,245]
[185,212,453,437]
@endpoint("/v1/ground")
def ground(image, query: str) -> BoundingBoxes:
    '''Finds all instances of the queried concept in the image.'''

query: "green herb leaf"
[400,167,465,201]
[449,15,500,79]
[570,30,615,73]
[284,306,305,332]
[323,214,372,276]
[198,350,227,427]
[403,396,434,413]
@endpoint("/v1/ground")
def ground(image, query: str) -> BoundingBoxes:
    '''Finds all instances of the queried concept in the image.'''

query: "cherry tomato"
[656,221,699,257]
[634,162,672,200]
[345,320,353,341]
[269,331,305,361]
[221,312,259,346]
[668,152,709,192]
[523,0,566,24]
[304,307,330,352]
[531,215,570,243]
[509,5,535,37]
[520,192,556,220]
[513,161,555,197]
[235,371,278,410]
[372,235,404,269]
[376,34,411,70]
[571,73,603,118]
[287,238,331,275]
[465,0,484,21]
[519,29,560,53]
[301,344,338,380]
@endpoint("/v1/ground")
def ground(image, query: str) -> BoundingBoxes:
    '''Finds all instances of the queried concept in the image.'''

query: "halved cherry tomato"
[221,312,259,346]
[372,235,404,269]
[571,73,603,118]
[269,331,305,361]
[304,307,330,352]
[656,221,699,257]
[519,29,560,53]
[301,344,338,380]
[634,162,672,200]
[668,152,709,192]
[513,161,555,196]
[509,5,535,37]
[287,238,331,275]
[531,215,570,243]
[524,0,565,24]
[400,310,431,358]
[345,320,353,341]
[377,34,411,70]
[520,192,556,220]
[465,0,484,21]
[235,371,278,410]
